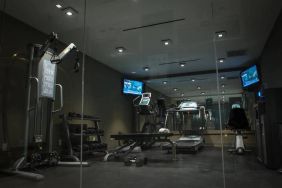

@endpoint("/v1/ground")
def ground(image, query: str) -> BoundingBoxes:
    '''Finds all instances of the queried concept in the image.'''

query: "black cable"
[73,50,80,73]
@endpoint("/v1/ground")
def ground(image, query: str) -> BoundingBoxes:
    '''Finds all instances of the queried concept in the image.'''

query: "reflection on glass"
[2,0,281,188]
[0,0,86,187]
[215,0,282,187]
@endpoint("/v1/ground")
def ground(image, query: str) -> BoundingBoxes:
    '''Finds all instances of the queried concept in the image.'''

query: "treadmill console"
[139,93,151,106]
[178,101,198,110]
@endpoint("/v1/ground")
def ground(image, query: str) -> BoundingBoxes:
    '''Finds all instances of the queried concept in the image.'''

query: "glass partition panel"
[215,1,282,188]
[0,0,86,188]
[82,0,225,188]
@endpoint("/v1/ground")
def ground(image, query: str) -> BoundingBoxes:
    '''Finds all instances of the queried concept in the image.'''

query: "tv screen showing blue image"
[123,79,143,95]
[241,65,260,88]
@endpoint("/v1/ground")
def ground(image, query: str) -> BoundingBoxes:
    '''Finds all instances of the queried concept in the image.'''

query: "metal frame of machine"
[7,33,81,180]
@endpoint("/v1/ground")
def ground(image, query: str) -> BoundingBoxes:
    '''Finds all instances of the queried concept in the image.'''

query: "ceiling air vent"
[159,59,200,66]
[226,76,239,80]
[177,77,209,82]
[227,49,247,57]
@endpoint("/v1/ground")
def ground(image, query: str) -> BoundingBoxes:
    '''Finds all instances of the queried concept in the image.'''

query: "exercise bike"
[227,108,251,155]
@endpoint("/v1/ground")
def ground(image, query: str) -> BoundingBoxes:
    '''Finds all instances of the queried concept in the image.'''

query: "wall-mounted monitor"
[122,79,143,95]
[240,65,260,88]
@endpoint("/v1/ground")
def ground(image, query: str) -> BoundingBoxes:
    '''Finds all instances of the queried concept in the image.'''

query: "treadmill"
[163,101,205,153]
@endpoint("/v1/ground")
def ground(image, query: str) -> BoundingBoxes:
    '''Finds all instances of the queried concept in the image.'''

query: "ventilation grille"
[159,58,200,66]
[227,49,247,57]
[226,76,239,80]
[177,77,209,82]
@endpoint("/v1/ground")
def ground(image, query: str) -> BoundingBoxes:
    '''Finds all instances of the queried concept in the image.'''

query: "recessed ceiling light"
[116,47,125,53]
[179,63,185,67]
[221,84,225,88]
[215,31,226,39]
[56,4,62,9]
[161,39,172,46]
[12,53,18,57]
[66,11,73,16]
[201,92,206,95]
[144,67,150,71]
[163,81,167,85]
[218,58,225,63]
[222,91,225,94]
[192,79,195,82]
[63,7,78,17]
[173,88,178,91]
[181,93,184,97]
[197,86,201,90]
[131,71,136,74]
[220,76,225,79]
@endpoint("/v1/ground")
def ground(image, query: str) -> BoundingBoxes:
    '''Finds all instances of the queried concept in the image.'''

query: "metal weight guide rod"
[7,32,86,180]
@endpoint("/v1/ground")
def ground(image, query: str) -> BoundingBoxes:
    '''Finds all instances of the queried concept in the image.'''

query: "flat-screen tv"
[123,79,143,95]
[240,65,260,88]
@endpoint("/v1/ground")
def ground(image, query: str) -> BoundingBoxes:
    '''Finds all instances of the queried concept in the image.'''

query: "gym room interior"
[0,0,282,188]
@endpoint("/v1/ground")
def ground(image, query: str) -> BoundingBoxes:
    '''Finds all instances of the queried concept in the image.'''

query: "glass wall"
[217,1,282,188]
[1,1,282,188]
[0,0,86,187]
[82,0,224,188]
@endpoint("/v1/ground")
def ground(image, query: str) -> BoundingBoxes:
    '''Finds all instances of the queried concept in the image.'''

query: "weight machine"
[9,33,79,180]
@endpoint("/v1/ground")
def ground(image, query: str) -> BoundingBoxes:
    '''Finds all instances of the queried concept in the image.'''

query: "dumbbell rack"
[61,113,107,161]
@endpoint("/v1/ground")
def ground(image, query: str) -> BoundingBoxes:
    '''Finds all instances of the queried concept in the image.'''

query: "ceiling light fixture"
[163,81,167,85]
[56,4,62,9]
[197,86,201,90]
[63,7,78,17]
[179,63,185,67]
[222,91,225,94]
[215,31,226,39]
[192,79,195,82]
[66,11,73,16]
[173,88,178,91]
[218,58,225,63]
[201,92,206,95]
[221,84,225,88]
[144,67,150,71]
[131,71,136,74]
[161,39,172,46]
[220,76,225,79]
[116,47,125,53]
[181,93,184,97]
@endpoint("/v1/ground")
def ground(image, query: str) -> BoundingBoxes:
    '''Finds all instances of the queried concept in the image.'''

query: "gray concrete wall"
[259,10,282,89]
